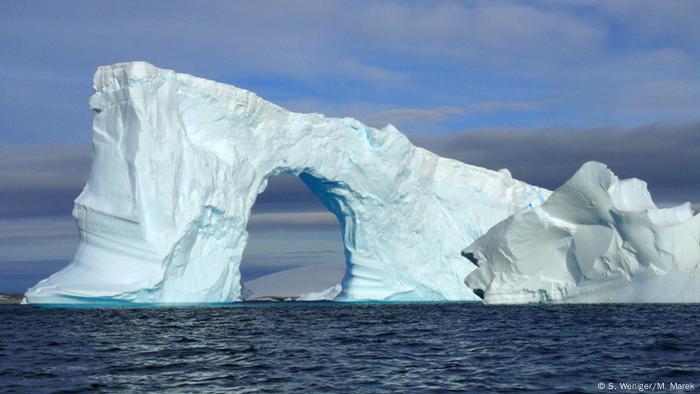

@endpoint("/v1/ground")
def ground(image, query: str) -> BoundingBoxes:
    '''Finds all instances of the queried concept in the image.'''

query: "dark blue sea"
[1,302,699,393]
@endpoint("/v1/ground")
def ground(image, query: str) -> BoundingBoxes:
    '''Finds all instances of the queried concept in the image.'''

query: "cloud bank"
[1,121,697,223]
[416,122,700,205]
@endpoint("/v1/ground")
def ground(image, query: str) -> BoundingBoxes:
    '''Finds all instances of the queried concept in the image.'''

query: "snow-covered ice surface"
[464,162,700,304]
[24,62,548,304]
[242,264,344,300]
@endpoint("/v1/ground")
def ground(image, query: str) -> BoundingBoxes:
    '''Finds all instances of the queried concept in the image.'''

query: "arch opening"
[240,172,348,301]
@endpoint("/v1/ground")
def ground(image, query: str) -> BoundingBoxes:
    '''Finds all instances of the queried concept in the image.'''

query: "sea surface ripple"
[1,303,699,392]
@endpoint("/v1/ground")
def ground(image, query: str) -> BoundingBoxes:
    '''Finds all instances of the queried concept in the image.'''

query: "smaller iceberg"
[299,284,342,301]
[463,161,700,304]
[241,264,344,300]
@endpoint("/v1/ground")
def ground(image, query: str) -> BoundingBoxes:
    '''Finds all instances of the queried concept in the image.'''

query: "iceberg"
[464,162,700,304]
[24,62,548,304]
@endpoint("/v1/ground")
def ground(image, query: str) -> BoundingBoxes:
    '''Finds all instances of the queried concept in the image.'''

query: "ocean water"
[1,302,699,393]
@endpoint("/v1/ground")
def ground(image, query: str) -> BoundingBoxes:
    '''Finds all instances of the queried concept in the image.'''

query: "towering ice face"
[464,162,700,304]
[24,62,548,304]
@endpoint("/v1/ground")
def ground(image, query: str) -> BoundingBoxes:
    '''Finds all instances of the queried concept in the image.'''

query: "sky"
[1,1,699,292]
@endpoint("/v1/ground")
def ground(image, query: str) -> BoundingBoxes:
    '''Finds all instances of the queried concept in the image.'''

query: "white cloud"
[368,107,465,126]
[366,102,541,129]
[357,1,608,66]
[3,0,700,143]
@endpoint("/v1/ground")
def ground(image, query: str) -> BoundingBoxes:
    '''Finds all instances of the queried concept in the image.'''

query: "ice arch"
[24,62,548,304]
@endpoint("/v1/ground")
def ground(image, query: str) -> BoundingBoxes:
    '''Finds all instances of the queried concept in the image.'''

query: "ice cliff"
[464,162,700,304]
[23,62,548,304]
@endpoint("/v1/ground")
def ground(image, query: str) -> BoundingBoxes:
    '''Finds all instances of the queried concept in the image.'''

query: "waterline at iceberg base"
[23,62,548,304]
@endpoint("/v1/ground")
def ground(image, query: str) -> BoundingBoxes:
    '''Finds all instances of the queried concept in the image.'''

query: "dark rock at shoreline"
[0,294,23,304]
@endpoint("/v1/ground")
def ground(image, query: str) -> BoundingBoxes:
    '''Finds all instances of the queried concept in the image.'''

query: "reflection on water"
[1,302,699,392]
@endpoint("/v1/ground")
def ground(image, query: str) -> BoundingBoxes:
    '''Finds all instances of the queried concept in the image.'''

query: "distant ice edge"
[23,61,548,304]
[464,161,700,304]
